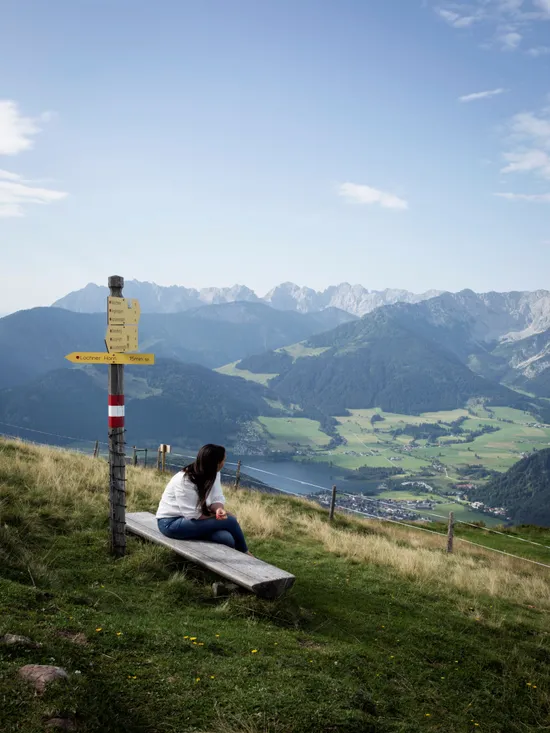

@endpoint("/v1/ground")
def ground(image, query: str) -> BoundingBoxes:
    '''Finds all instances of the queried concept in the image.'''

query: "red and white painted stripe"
[108,395,125,428]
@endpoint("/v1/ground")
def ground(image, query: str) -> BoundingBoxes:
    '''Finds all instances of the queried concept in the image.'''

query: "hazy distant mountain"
[264,282,443,315]
[0,302,356,389]
[52,280,441,317]
[53,281,260,313]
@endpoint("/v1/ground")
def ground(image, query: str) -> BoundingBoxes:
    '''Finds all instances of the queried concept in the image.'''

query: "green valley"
[257,405,550,478]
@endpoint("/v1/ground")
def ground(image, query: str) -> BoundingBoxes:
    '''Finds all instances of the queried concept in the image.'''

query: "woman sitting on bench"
[156,444,250,554]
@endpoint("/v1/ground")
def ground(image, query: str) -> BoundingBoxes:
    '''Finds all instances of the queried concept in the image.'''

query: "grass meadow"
[1,439,550,732]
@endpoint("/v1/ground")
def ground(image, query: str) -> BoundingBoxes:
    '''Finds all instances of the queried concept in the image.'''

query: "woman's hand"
[215,507,227,520]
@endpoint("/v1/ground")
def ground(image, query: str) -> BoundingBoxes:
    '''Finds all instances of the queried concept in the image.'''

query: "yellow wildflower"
[190,637,197,641]
[251,649,258,654]
[195,677,201,683]
[116,632,123,636]
[210,675,215,679]
[95,628,102,632]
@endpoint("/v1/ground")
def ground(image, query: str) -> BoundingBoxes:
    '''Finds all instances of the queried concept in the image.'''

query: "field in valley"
[259,406,550,477]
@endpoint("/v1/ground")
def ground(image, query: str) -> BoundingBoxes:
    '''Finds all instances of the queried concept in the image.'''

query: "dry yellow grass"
[297,515,550,609]
[2,437,549,610]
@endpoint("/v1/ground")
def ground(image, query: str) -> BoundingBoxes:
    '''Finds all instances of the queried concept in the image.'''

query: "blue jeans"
[157,515,249,553]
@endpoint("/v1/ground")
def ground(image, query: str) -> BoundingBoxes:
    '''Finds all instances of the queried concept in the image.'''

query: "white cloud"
[0,100,41,155]
[432,1,549,52]
[509,111,550,145]
[459,88,507,102]
[0,100,67,218]
[534,0,550,15]
[501,107,550,180]
[0,168,23,181]
[436,8,478,27]
[0,169,67,218]
[527,45,550,56]
[338,182,408,210]
[494,191,550,202]
[502,149,550,177]
[499,30,522,49]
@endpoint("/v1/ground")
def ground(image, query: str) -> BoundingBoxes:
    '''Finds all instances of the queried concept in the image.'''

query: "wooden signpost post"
[64,275,154,558]
[107,276,127,558]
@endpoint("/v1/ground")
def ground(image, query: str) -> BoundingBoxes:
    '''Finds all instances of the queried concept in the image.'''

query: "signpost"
[64,275,154,558]
[105,325,139,353]
[65,352,155,365]
[107,277,127,557]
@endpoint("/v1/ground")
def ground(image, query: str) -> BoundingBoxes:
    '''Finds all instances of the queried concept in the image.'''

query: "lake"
[230,456,380,496]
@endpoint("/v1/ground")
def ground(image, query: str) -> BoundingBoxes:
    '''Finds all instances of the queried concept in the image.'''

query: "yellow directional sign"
[65,352,155,365]
[107,297,141,325]
[105,325,139,353]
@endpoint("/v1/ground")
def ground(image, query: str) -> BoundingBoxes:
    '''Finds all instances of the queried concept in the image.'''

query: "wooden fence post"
[161,444,167,473]
[235,460,241,490]
[143,448,148,468]
[132,446,137,466]
[447,511,454,553]
[329,485,337,522]
[108,275,126,559]
[93,440,99,458]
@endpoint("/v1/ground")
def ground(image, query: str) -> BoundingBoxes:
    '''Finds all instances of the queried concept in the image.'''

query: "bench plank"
[126,512,295,599]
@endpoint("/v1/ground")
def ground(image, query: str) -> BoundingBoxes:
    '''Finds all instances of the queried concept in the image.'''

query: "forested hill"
[269,309,533,416]
[477,448,550,526]
[0,359,278,449]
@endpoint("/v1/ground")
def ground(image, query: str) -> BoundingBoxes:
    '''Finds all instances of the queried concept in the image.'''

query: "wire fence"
[2,424,550,567]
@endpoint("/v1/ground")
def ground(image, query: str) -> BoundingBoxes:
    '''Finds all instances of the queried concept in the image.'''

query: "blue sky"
[1,0,550,313]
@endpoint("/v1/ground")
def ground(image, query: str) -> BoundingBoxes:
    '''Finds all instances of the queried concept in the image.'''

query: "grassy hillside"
[1,439,550,732]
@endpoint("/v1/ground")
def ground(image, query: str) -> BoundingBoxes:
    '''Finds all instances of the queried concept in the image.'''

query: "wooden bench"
[126,512,295,600]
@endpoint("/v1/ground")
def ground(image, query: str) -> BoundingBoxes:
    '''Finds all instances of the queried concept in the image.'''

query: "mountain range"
[52,280,442,317]
[0,302,355,389]
[232,290,550,406]
[4,286,550,483]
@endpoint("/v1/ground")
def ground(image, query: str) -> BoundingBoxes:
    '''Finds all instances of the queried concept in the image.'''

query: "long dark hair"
[184,444,226,515]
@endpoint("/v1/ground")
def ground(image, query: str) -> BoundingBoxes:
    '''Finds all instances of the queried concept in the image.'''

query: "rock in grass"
[45,718,76,730]
[18,664,68,693]
[1,634,41,648]
[212,581,240,598]
[55,630,87,646]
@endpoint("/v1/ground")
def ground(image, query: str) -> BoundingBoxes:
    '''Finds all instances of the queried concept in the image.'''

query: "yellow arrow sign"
[105,325,139,353]
[65,352,155,365]
[107,297,141,325]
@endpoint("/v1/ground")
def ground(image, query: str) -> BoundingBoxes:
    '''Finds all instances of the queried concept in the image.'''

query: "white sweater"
[156,471,226,520]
